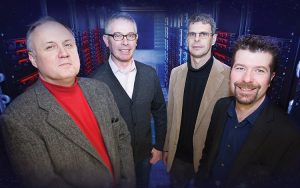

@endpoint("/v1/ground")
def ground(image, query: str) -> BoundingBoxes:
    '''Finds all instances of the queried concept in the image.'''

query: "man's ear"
[28,51,37,68]
[135,34,138,46]
[103,35,109,48]
[269,72,276,86]
[212,33,217,46]
[271,72,275,81]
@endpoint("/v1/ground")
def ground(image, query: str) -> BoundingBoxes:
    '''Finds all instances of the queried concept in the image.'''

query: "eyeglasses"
[187,32,214,39]
[105,32,138,41]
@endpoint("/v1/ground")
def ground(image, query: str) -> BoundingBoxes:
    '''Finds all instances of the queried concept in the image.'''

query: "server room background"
[0,0,299,187]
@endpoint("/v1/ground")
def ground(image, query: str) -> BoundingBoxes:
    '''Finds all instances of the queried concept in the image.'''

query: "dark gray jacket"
[1,78,135,188]
[93,61,167,162]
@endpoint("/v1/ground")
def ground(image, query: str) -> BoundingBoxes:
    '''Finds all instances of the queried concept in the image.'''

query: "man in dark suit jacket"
[93,13,167,188]
[1,17,135,188]
[195,35,300,188]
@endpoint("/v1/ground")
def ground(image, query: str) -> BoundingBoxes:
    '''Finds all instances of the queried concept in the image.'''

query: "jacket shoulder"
[269,103,299,133]
[92,63,110,79]
[213,58,231,72]
[174,63,187,70]
[2,83,42,127]
[170,63,187,75]
[215,96,234,109]
[78,77,111,92]
[4,82,39,112]
[135,61,156,72]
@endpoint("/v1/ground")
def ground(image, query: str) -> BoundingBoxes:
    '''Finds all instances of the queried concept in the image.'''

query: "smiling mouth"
[235,82,259,92]
[238,87,256,92]
[119,49,131,54]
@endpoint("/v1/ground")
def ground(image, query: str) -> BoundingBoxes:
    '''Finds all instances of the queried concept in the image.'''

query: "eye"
[199,32,209,37]
[127,33,137,40]
[255,68,266,74]
[113,33,123,39]
[45,44,56,50]
[126,33,137,40]
[234,66,245,71]
[188,32,196,37]
[64,42,74,48]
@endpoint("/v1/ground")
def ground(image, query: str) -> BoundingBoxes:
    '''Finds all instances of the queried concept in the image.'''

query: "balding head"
[26,16,74,53]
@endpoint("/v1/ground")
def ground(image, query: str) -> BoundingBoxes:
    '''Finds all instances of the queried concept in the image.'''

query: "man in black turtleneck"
[163,13,231,187]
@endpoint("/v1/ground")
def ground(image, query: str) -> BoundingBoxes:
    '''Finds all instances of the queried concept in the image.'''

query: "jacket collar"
[194,58,228,132]
[34,79,111,169]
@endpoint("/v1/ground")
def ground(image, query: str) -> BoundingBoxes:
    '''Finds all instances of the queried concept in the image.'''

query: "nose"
[121,37,129,45]
[58,46,69,58]
[194,34,200,42]
[242,70,253,82]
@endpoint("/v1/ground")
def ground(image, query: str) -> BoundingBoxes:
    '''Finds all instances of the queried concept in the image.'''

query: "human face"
[187,22,216,60]
[103,19,138,65]
[230,49,275,107]
[28,21,80,86]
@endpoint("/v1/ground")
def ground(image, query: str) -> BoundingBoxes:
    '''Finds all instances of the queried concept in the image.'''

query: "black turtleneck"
[175,56,214,163]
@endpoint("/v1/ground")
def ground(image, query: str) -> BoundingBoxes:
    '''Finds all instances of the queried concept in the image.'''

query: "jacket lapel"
[35,80,104,164]
[132,61,152,102]
[79,79,117,173]
[173,64,188,133]
[131,61,140,101]
[194,59,226,132]
[207,98,231,172]
[228,104,275,181]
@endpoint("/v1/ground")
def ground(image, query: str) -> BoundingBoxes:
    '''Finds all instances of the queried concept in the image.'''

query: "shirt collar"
[41,77,79,95]
[247,96,270,124]
[109,55,136,74]
[187,55,213,72]
[227,96,270,125]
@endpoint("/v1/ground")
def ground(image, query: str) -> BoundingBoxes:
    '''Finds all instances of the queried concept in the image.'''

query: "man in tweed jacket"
[1,17,135,188]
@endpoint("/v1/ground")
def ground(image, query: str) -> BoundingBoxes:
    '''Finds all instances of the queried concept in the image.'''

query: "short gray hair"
[26,16,73,52]
[188,13,216,34]
[104,12,137,34]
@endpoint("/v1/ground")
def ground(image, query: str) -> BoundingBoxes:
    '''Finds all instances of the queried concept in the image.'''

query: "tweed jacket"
[164,58,231,172]
[1,78,135,188]
[196,97,300,187]
[92,61,167,162]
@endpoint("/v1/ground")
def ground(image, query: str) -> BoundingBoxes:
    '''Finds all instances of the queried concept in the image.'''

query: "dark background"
[0,0,299,187]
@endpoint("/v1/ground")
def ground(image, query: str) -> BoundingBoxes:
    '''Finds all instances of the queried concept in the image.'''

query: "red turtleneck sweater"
[41,79,114,176]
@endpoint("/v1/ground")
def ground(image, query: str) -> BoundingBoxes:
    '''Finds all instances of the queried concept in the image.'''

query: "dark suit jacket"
[1,78,135,188]
[196,97,300,188]
[92,61,167,162]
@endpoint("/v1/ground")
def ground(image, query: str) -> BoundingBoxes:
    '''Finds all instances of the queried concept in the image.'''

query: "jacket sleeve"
[275,134,300,186]
[1,111,72,188]
[163,68,176,152]
[114,116,136,188]
[151,70,167,151]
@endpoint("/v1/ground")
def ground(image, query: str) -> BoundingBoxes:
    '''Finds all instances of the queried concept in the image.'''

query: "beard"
[234,81,261,105]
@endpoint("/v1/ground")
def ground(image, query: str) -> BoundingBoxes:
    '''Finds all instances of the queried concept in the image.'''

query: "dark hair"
[26,16,73,51]
[188,13,216,34]
[232,35,280,73]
